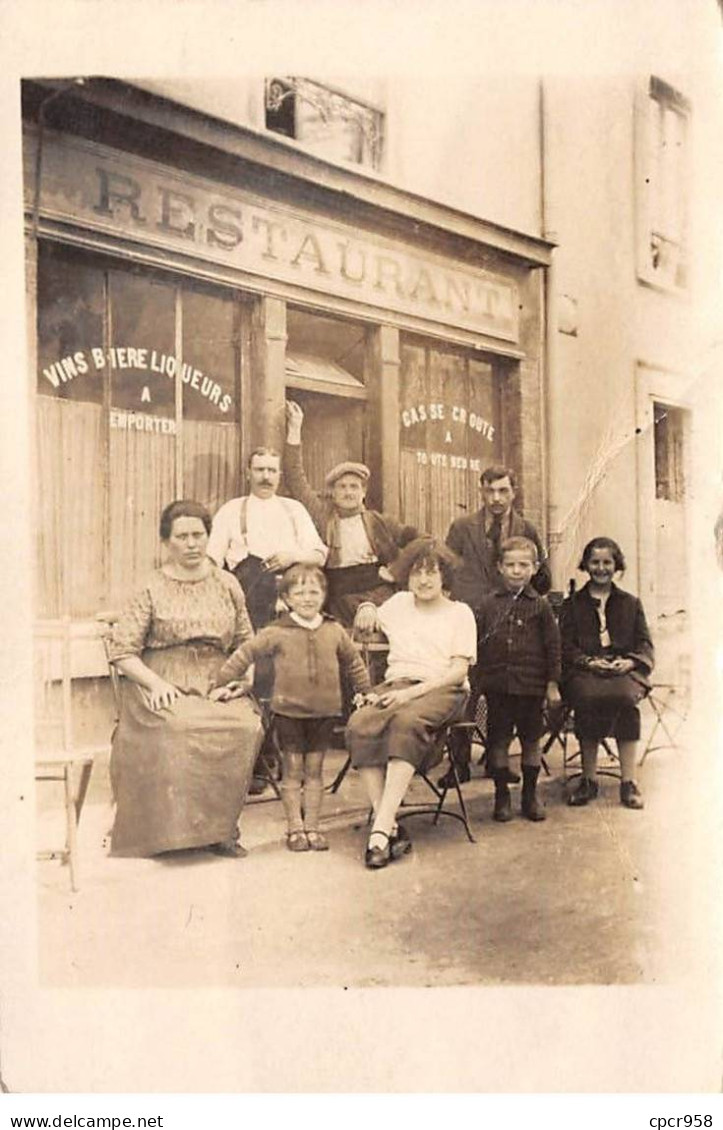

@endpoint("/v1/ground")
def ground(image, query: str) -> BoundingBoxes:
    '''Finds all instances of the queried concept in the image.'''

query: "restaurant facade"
[22,50,722,712]
[23,77,552,671]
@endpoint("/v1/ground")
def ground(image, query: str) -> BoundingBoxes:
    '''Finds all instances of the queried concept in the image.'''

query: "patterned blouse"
[108,565,254,662]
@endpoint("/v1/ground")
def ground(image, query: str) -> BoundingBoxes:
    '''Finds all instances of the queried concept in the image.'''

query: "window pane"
[181,289,238,422]
[182,289,243,515]
[654,402,685,503]
[108,270,177,610]
[108,271,176,416]
[265,77,383,170]
[36,246,107,617]
[37,244,105,403]
[399,341,501,538]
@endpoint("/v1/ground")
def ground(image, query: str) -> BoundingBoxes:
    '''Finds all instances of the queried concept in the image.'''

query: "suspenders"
[238,495,301,548]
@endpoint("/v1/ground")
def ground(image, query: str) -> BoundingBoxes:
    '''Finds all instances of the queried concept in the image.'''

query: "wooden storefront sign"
[26,132,520,344]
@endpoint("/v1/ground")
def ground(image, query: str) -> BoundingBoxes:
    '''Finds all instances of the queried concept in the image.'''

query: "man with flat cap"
[285,400,416,629]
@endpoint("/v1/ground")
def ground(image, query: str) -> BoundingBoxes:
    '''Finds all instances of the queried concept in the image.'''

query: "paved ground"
[36,703,708,991]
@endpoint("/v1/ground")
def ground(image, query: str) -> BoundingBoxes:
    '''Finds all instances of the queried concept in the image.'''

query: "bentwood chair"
[35,618,108,891]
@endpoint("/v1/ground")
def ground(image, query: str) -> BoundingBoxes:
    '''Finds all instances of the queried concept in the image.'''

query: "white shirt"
[594,590,612,648]
[207,495,328,571]
[378,591,477,684]
[289,611,324,630]
[337,513,377,567]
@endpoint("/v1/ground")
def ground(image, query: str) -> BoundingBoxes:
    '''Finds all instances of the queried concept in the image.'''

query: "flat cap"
[325,461,371,488]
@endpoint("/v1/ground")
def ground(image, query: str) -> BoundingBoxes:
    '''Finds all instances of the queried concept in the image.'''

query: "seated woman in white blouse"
[346,539,477,870]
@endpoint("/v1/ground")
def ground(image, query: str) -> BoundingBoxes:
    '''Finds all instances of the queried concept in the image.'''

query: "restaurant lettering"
[110,409,177,434]
[401,398,495,475]
[41,347,233,413]
[92,167,511,328]
[401,402,495,440]
[26,135,520,343]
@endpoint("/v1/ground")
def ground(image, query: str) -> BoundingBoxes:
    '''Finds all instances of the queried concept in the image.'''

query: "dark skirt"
[110,644,264,857]
[565,671,647,742]
[346,680,467,772]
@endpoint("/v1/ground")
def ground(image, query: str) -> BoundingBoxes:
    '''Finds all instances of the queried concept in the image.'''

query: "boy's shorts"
[273,715,341,754]
[484,691,544,749]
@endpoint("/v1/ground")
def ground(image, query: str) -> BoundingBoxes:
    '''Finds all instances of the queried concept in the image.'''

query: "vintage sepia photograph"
[1,0,722,1098]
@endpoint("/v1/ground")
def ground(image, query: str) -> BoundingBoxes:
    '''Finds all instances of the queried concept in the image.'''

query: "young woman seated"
[346,538,477,869]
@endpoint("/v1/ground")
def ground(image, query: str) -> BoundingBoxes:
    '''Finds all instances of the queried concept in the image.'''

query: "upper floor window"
[636,77,690,291]
[264,77,384,171]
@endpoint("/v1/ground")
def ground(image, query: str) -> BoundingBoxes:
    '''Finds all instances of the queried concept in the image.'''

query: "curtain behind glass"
[36,398,106,617]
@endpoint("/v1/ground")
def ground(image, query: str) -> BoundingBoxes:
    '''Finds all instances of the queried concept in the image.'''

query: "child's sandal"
[306,831,329,852]
[287,831,310,852]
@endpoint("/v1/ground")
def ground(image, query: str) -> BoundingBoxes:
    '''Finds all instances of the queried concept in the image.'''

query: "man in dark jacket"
[284,400,416,631]
[441,465,552,784]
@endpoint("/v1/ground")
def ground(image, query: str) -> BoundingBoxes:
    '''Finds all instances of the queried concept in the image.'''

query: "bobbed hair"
[499,535,539,566]
[394,537,461,591]
[159,500,212,541]
[578,536,626,573]
[278,563,328,597]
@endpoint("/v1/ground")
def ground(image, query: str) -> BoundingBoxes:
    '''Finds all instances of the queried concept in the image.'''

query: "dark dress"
[108,566,264,857]
[559,582,654,742]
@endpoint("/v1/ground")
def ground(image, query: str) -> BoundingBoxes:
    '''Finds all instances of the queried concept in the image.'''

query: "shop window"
[37,251,105,403]
[399,339,502,538]
[637,77,690,290]
[36,245,244,619]
[653,402,685,502]
[265,77,384,171]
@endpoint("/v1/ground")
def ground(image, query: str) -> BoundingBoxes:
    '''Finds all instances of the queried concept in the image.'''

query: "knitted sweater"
[476,586,561,697]
[216,614,371,718]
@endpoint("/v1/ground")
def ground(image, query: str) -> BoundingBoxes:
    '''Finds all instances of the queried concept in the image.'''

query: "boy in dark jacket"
[212,565,371,852]
[476,537,561,822]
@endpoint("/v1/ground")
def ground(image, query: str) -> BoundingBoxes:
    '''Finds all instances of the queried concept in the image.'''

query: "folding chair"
[35,618,108,891]
[541,702,620,781]
[397,709,477,843]
[639,682,689,765]
[248,701,284,802]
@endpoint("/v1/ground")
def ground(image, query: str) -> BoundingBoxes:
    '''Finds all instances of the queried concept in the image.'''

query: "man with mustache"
[207,447,327,631]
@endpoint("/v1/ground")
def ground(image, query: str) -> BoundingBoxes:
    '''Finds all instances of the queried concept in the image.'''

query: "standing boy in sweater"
[211,564,371,852]
[476,537,562,822]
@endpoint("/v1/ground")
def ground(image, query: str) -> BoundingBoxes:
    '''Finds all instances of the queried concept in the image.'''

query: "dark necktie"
[489,514,503,563]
